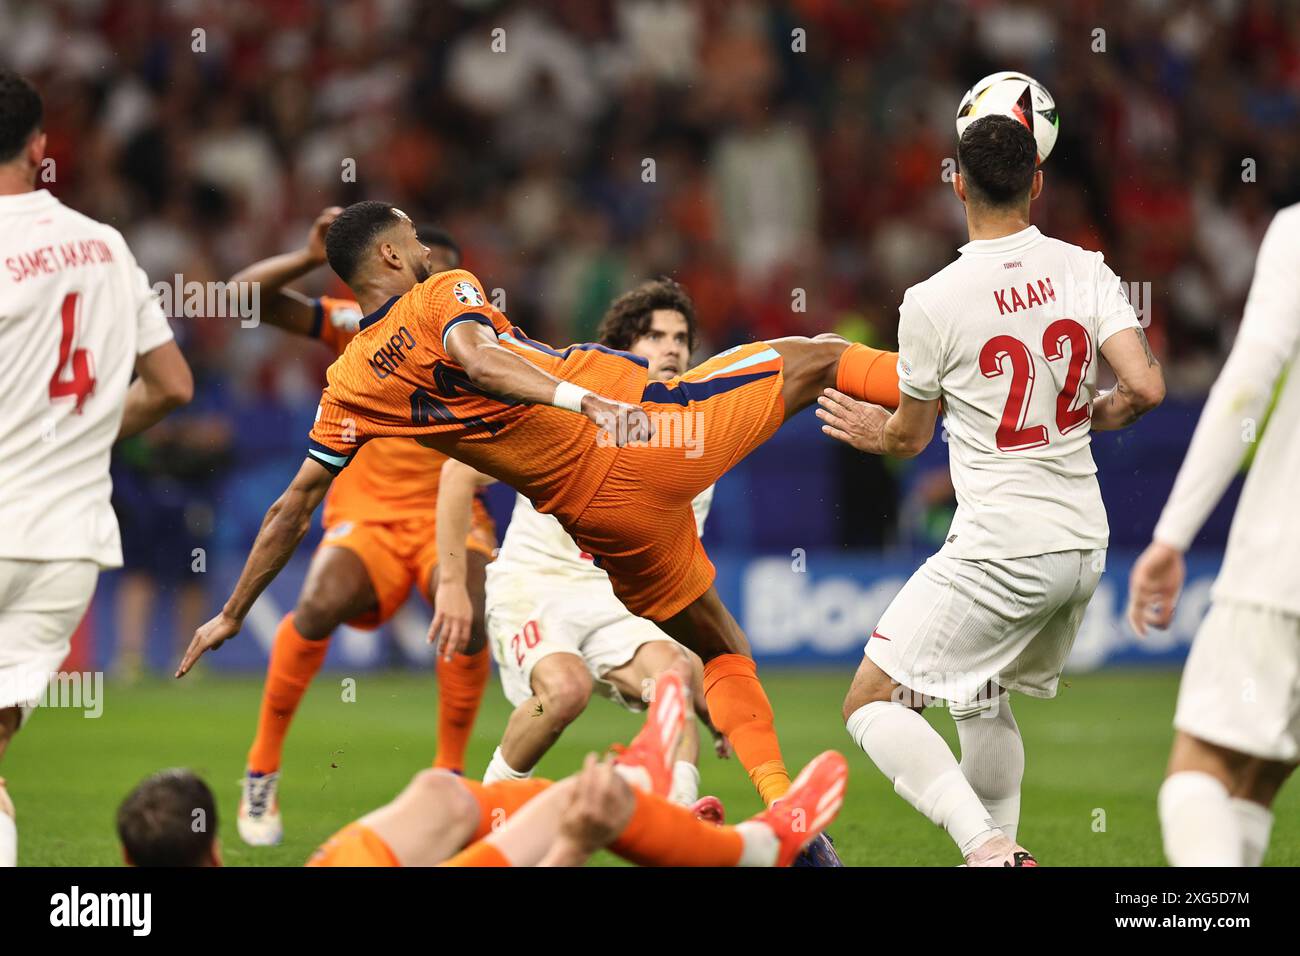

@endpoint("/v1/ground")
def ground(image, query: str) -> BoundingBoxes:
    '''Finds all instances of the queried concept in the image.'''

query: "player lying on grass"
[178,200,898,861]
[1129,201,1300,867]
[434,279,729,814]
[117,668,848,867]
[226,210,495,845]
[820,115,1164,866]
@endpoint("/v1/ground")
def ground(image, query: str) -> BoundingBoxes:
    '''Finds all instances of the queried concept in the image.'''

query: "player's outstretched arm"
[430,459,496,659]
[816,388,938,458]
[444,321,653,446]
[1091,328,1165,431]
[231,206,342,336]
[175,458,334,677]
[117,340,194,440]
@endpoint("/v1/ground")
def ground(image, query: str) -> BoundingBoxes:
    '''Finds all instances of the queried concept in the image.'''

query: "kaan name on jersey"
[5,239,116,284]
[994,276,1055,315]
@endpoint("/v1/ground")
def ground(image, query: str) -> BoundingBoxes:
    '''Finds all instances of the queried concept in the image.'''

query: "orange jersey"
[313,295,453,525]
[308,270,649,525]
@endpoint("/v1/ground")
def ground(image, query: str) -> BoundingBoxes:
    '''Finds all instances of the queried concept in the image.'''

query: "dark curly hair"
[596,277,698,352]
[957,114,1038,208]
[0,70,43,163]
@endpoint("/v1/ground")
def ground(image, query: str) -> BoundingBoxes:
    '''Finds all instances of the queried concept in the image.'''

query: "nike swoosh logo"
[870,629,891,641]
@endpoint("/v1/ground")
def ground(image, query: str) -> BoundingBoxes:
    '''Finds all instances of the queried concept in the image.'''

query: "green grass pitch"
[6,668,1297,866]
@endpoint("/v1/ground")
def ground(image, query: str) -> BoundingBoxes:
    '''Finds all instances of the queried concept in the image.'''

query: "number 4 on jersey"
[980,318,1092,452]
[48,292,96,413]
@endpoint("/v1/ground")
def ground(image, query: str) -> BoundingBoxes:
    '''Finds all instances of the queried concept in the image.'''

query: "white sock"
[669,761,700,806]
[483,746,531,785]
[733,821,780,867]
[0,810,15,867]
[951,693,1024,843]
[846,701,1000,856]
[1231,797,1273,867]
[1158,771,1242,866]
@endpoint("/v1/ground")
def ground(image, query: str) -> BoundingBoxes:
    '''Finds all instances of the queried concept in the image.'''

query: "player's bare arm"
[117,340,194,440]
[444,320,654,446]
[1091,327,1166,431]
[176,458,334,677]
[230,206,343,336]
[430,458,496,659]
[816,388,938,458]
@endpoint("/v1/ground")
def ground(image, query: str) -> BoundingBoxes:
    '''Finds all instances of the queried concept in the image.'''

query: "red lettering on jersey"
[1010,286,1026,311]
[1038,277,1055,302]
[1025,282,1042,308]
[994,289,1010,315]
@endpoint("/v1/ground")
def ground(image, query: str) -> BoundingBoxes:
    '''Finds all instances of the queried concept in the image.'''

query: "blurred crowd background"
[2,0,1294,668]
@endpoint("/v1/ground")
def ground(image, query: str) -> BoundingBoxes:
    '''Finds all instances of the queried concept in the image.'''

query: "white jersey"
[1154,204,1300,615]
[897,225,1141,560]
[489,485,714,590]
[0,189,174,568]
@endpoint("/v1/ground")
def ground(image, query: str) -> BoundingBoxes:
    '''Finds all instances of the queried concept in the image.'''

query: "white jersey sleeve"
[0,189,174,568]
[1153,204,1300,612]
[896,290,943,402]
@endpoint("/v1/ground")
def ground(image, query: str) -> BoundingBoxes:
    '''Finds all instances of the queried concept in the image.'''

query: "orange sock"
[836,343,900,408]
[434,645,490,772]
[460,778,554,842]
[609,788,746,866]
[246,614,331,774]
[438,840,512,868]
[703,654,791,805]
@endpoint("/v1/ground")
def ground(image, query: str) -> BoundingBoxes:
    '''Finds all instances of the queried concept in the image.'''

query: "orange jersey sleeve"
[312,295,364,355]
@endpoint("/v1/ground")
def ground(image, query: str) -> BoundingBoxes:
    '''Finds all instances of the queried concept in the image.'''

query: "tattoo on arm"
[1136,328,1157,368]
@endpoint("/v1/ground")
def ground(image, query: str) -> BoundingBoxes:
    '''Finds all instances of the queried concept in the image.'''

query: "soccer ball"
[955,71,1059,164]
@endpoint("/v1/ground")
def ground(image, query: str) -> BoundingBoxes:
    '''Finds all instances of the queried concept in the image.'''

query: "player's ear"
[1029,169,1043,202]
[952,171,966,205]
[121,846,135,867]
[378,236,403,271]
[28,130,46,169]
[210,836,223,868]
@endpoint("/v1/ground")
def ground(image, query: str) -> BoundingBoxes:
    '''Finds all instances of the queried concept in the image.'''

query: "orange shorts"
[305,821,401,867]
[570,342,786,621]
[319,499,496,629]
[459,777,554,842]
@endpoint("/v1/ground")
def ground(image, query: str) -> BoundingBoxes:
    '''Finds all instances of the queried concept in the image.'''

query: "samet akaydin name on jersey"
[5,237,116,283]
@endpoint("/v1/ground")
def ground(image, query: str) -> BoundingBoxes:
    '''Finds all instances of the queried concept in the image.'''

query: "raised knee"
[535,667,592,725]
[408,769,478,827]
[292,592,345,640]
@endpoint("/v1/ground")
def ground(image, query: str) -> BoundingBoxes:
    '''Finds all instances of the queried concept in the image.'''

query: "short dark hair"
[597,277,698,352]
[957,114,1037,208]
[325,200,401,282]
[116,769,217,867]
[416,224,460,267]
[0,70,43,163]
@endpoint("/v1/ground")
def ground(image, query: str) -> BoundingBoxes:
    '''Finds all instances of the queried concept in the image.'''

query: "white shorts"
[866,548,1104,705]
[0,559,98,724]
[1173,600,1300,762]
[488,576,674,712]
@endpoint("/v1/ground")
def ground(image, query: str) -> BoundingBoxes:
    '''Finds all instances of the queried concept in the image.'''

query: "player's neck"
[0,163,37,196]
[964,207,1033,243]
[351,275,413,316]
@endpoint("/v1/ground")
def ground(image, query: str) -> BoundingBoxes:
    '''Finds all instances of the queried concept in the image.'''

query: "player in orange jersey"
[179,201,897,862]
[225,209,496,846]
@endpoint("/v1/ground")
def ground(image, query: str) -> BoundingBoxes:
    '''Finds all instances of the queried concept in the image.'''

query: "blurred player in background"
[1129,203,1300,867]
[226,209,494,846]
[119,668,848,867]
[0,70,192,867]
[177,200,899,857]
[823,116,1165,865]
[434,279,730,814]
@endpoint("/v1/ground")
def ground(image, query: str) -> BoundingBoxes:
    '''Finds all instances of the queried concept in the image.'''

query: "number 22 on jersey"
[48,291,96,412]
[980,318,1091,452]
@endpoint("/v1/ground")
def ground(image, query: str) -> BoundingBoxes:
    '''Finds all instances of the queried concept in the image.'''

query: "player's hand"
[1127,541,1185,637]
[558,753,635,857]
[176,612,241,678]
[430,580,474,660]
[712,729,733,760]
[817,388,889,454]
[581,394,655,447]
[305,206,344,265]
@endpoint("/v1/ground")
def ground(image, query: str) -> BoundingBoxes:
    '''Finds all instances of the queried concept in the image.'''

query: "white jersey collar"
[0,188,57,212]
[958,224,1043,256]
